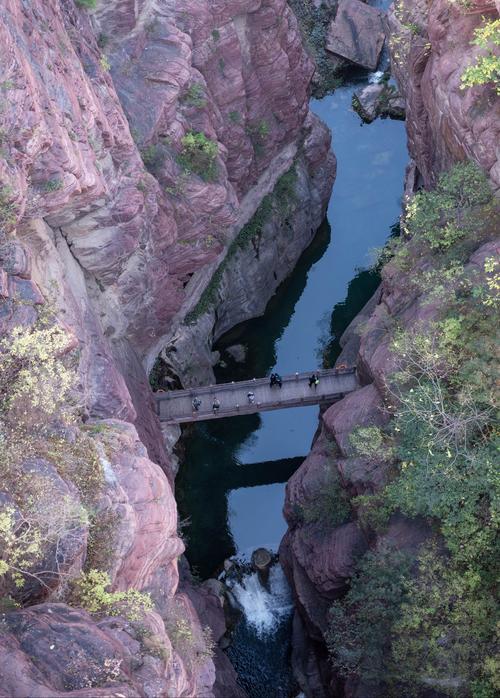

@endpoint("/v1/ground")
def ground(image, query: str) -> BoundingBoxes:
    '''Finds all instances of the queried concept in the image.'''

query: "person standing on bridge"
[309,373,319,388]
[269,373,276,388]
[247,391,255,404]
[212,397,220,414]
[192,397,202,411]
[275,373,282,388]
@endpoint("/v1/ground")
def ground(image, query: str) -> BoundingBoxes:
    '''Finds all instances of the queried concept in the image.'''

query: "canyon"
[0,1,498,697]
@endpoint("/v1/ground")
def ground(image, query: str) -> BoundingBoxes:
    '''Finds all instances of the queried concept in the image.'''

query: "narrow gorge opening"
[176,70,408,696]
[2,1,497,696]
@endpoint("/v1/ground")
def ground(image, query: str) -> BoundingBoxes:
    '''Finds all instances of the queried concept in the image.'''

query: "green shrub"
[0,303,105,596]
[99,55,111,72]
[46,433,104,507]
[41,178,62,192]
[327,547,412,686]
[229,110,241,123]
[246,120,270,156]
[329,161,499,695]
[0,185,17,231]
[391,545,499,696]
[0,493,88,591]
[134,624,170,660]
[274,166,298,214]
[76,0,97,9]
[287,0,343,97]
[140,143,166,176]
[72,569,153,621]
[181,83,207,109]
[349,426,394,461]
[0,314,77,431]
[402,162,492,252]
[164,599,214,669]
[178,131,218,181]
[461,19,500,94]
[97,33,109,49]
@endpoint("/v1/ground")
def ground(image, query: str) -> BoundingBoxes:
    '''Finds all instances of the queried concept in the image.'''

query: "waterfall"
[229,564,293,637]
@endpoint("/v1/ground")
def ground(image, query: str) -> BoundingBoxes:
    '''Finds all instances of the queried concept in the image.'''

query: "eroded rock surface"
[388,0,500,190]
[326,0,385,70]
[0,0,333,694]
[352,83,406,123]
[281,4,500,689]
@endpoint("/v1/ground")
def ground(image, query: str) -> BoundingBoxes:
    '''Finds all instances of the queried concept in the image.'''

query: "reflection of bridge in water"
[154,367,358,424]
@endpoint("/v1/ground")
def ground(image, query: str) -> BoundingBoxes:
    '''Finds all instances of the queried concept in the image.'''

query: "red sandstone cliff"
[388,0,500,191]
[279,1,500,695]
[0,1,334,695]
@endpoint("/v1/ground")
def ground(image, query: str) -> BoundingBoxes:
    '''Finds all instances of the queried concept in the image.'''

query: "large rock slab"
[0,603,199,698]
[352,84,406,123]
[326,0,385,71]
[322,383,388,457]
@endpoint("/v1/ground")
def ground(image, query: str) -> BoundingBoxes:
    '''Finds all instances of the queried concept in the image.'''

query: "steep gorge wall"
[0,0,334,695]
[279,1,500,696]
[388,0,500,190]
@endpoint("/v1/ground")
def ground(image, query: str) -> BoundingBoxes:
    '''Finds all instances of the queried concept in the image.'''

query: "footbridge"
[154,367,358,424]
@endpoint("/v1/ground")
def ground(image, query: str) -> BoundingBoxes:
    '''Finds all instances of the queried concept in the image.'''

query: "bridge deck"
[154,368,358,424]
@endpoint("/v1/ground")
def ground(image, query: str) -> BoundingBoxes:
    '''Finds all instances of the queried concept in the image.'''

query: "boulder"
[290,521,368,598]
[326,0,385,71]
[352,84,406,123]
[322,383,388,458]
[251,547,273,584]
[0,603,190,698]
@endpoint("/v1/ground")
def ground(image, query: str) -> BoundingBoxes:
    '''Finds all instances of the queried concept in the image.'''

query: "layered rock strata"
[388,0,500,190]
[0,0,334,694]
[326,0,385,71]
[280,1,500,695]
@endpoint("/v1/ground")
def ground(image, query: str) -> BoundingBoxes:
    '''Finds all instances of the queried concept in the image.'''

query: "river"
[176,72,408,695]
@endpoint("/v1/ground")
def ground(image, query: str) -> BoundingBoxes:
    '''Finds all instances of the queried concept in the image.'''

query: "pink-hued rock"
[280,520,368,640]
[0,0,333,694]
[326,0,385,71]
[91,420,183,595]
[388,0,500,190]
[322,383,388,457]
[353,84,406,123]
[0,603,205,698]
[377,515,431,555]
[0,0,333,452]
[282,5,500,695]
[283,431,335,525]
[290,521,368,597]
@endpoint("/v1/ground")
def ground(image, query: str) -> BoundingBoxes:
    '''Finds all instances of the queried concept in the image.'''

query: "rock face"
[280,3,500,695]
[0,602,214,698]
[0,0,333,694]
[352,83,406,123]
[326,0,385,71]
[388,0,500,190]
[162,112,336,385]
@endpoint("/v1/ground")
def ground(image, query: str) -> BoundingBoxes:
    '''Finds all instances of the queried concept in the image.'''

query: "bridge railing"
[153,366,357,402]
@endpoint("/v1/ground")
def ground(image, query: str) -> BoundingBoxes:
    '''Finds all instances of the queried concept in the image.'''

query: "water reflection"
[177,80,408,576]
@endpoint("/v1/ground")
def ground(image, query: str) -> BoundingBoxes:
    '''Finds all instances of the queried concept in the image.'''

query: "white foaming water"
[231,565,293,637]
[368,70,385,84]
